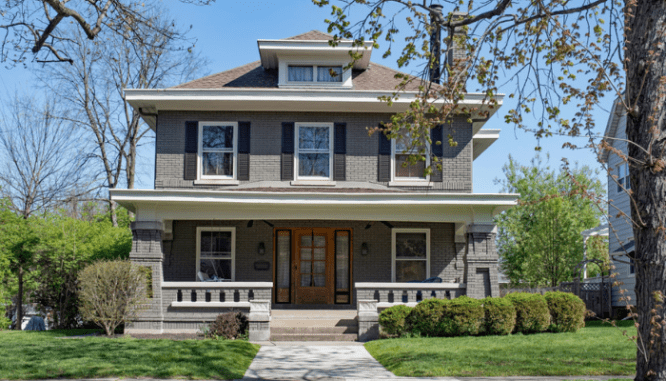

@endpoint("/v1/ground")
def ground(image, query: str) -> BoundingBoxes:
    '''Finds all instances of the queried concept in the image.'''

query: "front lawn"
[365,321,637,377]
[0,330,259,380]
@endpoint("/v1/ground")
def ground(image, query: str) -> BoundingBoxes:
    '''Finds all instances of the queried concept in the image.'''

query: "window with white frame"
[196,227,235,281]
[288,65,343,83]
[617,162,630,192]
[199,122,238,179]
[295,123,333,180]
[392,131,429,181]
[392,228,430,282]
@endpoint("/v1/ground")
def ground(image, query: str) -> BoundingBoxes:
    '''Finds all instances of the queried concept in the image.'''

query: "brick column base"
[465,224,500,299]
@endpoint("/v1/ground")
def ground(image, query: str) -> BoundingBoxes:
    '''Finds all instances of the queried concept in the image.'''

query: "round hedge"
[439,296,484,336]
[406,298,447,336]
[379,305,413,337]
[544,291,586,332]
[481,297,516,335]
[505,292,550,334]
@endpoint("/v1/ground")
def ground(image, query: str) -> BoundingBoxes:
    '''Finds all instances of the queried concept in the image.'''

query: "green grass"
[0,329,259,380]
[365,323,637,377]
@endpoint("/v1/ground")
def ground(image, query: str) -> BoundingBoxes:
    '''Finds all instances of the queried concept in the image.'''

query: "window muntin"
[392,228,430,282]
[317,66,343,82]
[392,131,429,181]
[617,162,630,192]
[199,122,237,179]
[295,124,333,180]
[196,227,235,281]
[288,66,314,82]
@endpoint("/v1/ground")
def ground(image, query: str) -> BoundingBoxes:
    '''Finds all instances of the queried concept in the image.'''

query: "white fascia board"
[472,129,500,160]
[257,40,374,69]
[110,189,517,224]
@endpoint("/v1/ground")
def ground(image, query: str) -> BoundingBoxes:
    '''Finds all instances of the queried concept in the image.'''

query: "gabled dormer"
[257,30,373,89]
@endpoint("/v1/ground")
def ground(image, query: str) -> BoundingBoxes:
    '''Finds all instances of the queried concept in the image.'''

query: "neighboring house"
[600,99,636,314]
[111,30,518,339]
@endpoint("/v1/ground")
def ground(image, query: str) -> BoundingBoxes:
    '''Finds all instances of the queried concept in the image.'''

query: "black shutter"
[184,121,198,180]
[334,122,346,181]
[431,124,443,182]
[378,125,391,182]
[281,122,295,181]
[238,121,251,181]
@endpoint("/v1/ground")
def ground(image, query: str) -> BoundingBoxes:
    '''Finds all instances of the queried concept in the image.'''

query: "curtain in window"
[317,66,342,82]
[288,66,313,82]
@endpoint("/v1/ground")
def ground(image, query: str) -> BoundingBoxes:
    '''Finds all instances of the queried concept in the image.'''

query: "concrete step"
[272,326,358,334]
[270,333,358,341]
[271,309,357,320]
[270,318,357,328]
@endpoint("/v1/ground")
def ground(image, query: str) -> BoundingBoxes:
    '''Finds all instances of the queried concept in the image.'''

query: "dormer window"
[288,65,343,83]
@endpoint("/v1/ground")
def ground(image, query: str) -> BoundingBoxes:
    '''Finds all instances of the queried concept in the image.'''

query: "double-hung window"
[392,228,430,282]
[199,122,238,179]
[288,65,343,83]
[196,227,235,281]
[617,162,630,192]
[295,123,333,180]
[392,130,429,181]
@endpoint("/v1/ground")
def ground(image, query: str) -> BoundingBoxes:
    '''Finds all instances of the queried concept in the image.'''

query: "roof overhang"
[257,39,374,70]
[600,97,624,163]
[472,129,500,160]
[126,88,503,130]
[111,189,518,224]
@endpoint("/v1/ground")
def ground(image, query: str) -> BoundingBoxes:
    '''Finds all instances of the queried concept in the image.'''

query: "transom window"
[196,227,236,281]
[392,228,430,282]
[617,162,630,192]
[288,65,343,83]
[392,131,429,181]
[295,123,333,180]
[199,122,238,179]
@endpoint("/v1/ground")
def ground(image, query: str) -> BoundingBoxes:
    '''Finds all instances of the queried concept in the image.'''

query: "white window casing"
[198,121,238,181]
[294,122,334,181]
[278,58,352,88]
[391,228,430,283]
[391,131,430,184]
[196,227,236,282]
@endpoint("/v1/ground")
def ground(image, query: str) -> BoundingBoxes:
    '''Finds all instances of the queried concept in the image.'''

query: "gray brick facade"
[465,224,500,299]
[154,111,473,192]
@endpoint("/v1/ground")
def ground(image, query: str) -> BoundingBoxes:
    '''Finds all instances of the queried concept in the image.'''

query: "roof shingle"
[283,30,334,40]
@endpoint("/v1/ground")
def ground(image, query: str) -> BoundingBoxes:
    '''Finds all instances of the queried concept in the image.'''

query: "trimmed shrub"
[207,312,248,340]
[379,305,412,337]
[545,291,586,332]
[505,292,550,334]
[439,296,484,336]
[482,297,516,335]
[406,298,447,336]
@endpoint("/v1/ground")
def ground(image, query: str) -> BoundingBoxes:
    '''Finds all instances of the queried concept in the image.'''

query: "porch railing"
[355,282,467,308]
[162,282,273,308]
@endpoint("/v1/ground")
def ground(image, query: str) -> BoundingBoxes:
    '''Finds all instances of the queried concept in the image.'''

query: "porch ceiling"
[110,189,518,224]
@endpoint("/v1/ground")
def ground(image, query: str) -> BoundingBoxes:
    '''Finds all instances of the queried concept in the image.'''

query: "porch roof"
[110,189,518,224]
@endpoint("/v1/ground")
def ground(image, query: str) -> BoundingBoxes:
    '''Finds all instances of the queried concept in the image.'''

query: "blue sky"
[0,0,613,193]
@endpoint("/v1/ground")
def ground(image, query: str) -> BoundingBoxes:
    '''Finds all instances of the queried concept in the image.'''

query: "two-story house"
[111,30,518,340]
[600,98,636,315]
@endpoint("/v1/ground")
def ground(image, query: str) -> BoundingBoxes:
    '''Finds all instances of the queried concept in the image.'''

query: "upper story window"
[392,131,429,182]
[617,162,630,192]
[288,65,343,83]
[295,123,333,180]
[199,122,238,179]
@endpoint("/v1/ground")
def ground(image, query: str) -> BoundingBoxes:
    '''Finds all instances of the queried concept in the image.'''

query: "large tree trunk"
[625,2,666,379]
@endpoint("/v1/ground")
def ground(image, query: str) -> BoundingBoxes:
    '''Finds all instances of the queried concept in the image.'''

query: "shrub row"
[379,291,585,338]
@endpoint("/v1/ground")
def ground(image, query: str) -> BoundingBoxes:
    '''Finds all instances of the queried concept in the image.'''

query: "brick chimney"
[445,11,468,89]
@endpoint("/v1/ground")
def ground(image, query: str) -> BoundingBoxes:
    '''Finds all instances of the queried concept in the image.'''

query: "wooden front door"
[294,228,334,304]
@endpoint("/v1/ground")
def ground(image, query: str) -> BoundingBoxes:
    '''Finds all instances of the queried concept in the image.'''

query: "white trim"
[162,281,273,289]
[378,302,418,308]
[391,132,431,183]
[388,181,433,188]
[355,282,466,289]
[196,226,236,282]
[280,62,351,88]
[294,123,334,181]
[197,122,238,180]
[290,180,336,186]
[194,179,240,185]
[391,228,431,282]
[170,302,250,308]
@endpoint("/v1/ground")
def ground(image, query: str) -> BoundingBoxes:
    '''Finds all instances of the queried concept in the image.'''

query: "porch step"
[272,326,357,334]
[270,309,358,341]
[270,332,358,341]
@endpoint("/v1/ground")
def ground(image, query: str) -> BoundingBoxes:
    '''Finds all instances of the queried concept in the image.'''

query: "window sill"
[290,180,336,186]
[388,181,433,187]
[194,179,240,186]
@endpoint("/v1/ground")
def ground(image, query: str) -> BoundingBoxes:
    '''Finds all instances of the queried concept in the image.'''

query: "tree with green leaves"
[312,1,665,377]
[495,155,607,287]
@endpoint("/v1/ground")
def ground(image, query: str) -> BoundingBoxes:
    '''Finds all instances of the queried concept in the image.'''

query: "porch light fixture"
[361,242,369,256]
[257,242,266,255]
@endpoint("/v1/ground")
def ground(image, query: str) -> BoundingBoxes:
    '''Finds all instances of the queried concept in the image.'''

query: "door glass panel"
[301,274,312,287]
[300,248,312,260]
[313,248,325,260]
[301,261,311,274]
[314,261,325,274]
[314,235,326,247]
[314,274,325,287]
[276,231,291,303]
[301,235,312,247]
[335,231,351,304]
